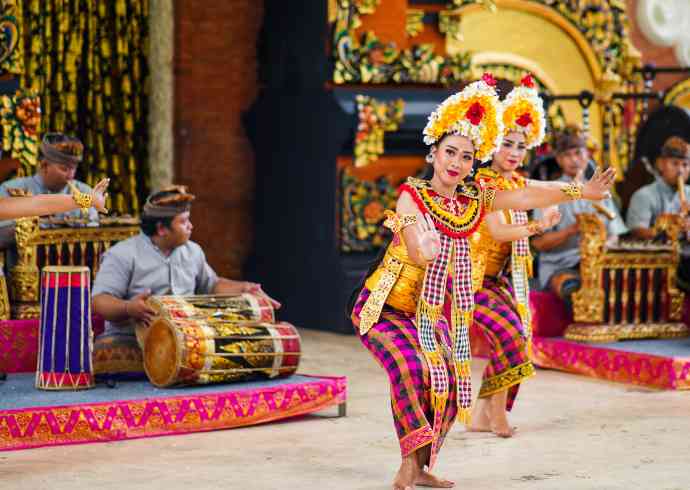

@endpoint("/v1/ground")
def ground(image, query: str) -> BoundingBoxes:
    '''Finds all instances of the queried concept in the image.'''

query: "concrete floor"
[2,329,690,490]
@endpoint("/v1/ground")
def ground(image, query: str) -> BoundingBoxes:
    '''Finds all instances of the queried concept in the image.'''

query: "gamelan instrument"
[142,294,300,388]
[567,213,689,342]
[36,266,94,390]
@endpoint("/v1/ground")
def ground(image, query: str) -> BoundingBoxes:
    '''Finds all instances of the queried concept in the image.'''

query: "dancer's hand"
[539,206,561,229]
[91,178,110,214]
[416,214,441,263]
[582,167,616,201]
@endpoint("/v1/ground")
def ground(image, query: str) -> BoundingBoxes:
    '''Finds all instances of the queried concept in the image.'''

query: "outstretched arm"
[531,223,578,251]
[485,207,561,243]
[0,178,109,220]
[493,168,615,212]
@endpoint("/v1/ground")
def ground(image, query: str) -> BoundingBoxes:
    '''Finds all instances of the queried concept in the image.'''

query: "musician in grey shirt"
[627,137,690,237]
[532,127,627,306]
[92,186,280,338]
[626,136,690,289]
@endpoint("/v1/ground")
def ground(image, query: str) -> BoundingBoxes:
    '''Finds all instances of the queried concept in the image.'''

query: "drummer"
[92,185,279,376]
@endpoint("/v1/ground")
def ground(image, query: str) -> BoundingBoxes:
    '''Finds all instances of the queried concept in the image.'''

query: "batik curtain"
[21,0,149,214]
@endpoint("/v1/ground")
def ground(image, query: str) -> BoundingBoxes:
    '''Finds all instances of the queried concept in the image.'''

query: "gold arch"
[455,0,607,151]
[457,0,603,81]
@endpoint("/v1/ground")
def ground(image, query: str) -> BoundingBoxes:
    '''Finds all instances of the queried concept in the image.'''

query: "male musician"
[0,133,99,229]
[532,126,627,307]
[91,185,279,377]
[626,136,690,290]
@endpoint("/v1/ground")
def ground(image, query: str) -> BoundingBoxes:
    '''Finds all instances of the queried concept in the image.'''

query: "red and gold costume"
[471,167,535,410]
[468,74,544,410]
[351,74,503,469]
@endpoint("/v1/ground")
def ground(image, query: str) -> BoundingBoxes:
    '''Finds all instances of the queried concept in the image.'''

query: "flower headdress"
[422,73,504,162]
[501,74,546,150]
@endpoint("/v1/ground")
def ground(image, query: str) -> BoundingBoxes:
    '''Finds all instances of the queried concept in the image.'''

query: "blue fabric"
[0,374,320,410]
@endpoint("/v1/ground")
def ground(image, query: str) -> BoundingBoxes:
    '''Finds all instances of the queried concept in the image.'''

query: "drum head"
[143,318,180,388]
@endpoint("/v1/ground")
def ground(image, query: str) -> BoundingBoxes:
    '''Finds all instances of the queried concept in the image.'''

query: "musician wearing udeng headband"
[626,136,690,290]
[91,186,280,378]
[531,126,627,308]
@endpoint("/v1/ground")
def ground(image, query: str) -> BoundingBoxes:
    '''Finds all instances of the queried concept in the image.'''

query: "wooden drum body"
[142,294,300,387]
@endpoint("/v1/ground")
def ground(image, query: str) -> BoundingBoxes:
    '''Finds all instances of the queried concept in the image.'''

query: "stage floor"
[0,373,347,451]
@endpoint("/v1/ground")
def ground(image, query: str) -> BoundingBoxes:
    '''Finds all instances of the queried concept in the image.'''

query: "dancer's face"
[493,131,527,173]
[431,135,475,187]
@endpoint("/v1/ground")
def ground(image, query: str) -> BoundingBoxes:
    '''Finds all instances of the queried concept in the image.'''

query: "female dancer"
[349,73,615,490]
[469,74,555,437]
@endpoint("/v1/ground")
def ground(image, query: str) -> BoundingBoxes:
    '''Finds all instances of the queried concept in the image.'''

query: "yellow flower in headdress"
[502,74,546,150]
[423,73,504,162]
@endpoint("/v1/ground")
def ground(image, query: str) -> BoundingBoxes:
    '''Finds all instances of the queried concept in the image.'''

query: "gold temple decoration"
[595,68,622,104]
[7,217,139,319]
[567,213,688,343]
[406,9,425,38]
[439,9,464,44]
[354,95,404,168]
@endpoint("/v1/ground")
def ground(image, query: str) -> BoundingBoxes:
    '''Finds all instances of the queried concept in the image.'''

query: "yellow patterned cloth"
[21,0,149,214]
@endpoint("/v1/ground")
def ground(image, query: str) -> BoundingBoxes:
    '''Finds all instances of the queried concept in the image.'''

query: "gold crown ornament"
[422,73,504,162]
[501,74,546,150]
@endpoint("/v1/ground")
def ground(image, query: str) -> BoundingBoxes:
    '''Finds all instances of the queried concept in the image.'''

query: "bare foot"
[417,470,455,488]
[487,390,516,438]
[467,398,490,432]
[393,456,418,490]
[467,408,491,432]
[490,420,515,438]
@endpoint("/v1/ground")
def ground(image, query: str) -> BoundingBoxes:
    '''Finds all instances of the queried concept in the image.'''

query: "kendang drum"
[36,266,94,390]
[142,294,300,388]
[147,293,275,323]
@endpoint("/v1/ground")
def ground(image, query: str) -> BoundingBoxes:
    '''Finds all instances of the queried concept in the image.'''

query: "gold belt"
[359,252,425,335]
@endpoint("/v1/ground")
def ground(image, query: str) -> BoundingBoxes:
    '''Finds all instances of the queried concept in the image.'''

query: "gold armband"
[68,182,93,210]
[72,190,93,210]
[383,210,417,234]
[561,182,583,201]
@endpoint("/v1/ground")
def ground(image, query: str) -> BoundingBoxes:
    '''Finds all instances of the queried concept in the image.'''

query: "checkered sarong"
[509,210,532,340]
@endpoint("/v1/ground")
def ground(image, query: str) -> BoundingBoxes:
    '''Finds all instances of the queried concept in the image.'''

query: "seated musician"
[91,185,279,378]
[531,126,627,307]
[0,133,99,241]
[626,136,690,290]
